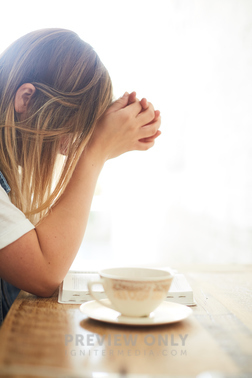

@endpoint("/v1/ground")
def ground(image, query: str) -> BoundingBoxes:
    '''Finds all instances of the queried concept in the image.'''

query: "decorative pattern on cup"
[112,280,172,301]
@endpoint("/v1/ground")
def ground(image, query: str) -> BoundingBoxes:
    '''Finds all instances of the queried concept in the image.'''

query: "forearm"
[35,96,160,285]
[36,147,105,282]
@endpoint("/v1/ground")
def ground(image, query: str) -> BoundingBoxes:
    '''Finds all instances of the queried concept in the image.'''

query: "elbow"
[36,285,59,298]
[30,259,67,297]
[28,277,62,298]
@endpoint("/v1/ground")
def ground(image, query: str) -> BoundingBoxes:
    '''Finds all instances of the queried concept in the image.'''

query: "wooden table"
[0,265,251,378]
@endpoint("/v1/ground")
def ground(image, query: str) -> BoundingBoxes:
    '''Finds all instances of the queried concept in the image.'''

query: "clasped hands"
[88,91,161,161]
[123,91,161,143]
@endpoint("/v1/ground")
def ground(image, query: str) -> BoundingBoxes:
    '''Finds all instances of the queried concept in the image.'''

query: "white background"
[1,0,251,267]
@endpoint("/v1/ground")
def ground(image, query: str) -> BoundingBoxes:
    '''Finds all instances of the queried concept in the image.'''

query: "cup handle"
[87,279,115,310]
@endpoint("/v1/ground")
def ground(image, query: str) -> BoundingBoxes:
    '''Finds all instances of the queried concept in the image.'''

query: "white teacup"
[87,267,174,317]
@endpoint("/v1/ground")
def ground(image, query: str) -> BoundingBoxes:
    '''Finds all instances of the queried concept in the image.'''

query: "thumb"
[106,92,129,114]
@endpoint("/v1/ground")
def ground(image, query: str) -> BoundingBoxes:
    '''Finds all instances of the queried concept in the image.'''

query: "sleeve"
[0,186,35,249]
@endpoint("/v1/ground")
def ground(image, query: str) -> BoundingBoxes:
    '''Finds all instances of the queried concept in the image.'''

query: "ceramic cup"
[87,267,174,317]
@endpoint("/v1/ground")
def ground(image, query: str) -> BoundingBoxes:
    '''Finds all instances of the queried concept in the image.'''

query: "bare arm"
[0,94,161,296]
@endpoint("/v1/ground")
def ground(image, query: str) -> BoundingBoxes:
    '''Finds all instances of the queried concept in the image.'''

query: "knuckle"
[122,110,131,124]
[148,106,155,118]
[148,102,155,112]
[150,124,157,134]
[147,101,153,108]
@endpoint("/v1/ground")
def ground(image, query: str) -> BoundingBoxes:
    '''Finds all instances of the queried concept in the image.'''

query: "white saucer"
[80,299,192,326]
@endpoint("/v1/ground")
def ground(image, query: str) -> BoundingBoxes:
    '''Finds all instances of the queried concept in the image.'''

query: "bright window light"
[1,0,252,267]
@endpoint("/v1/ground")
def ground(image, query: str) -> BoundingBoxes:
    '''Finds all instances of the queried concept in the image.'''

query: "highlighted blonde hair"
[0,29,113,224]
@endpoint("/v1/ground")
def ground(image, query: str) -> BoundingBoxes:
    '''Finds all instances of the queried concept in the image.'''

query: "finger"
[128,91,137,105]
[140,98,148,110]
[137,140,155,151]
[141,110,161,127]
[106,92,129,114]
[154,110,160,119]
[146,110,160,123]
[139,130,161,143]
[136,102,155,124]
[139,116,161,138]
[140,130,161,142]
[126,100,143,117]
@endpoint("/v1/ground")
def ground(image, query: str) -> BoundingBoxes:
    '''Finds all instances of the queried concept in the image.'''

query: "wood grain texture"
[0,264,251,377]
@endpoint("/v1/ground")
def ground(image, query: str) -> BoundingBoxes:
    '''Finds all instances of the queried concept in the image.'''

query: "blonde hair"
[0,29,113,224]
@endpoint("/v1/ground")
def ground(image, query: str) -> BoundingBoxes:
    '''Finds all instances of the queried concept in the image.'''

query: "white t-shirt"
[0,186,35,249]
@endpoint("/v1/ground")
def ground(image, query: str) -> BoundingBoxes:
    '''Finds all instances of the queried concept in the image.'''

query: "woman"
[0,29,161,323]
